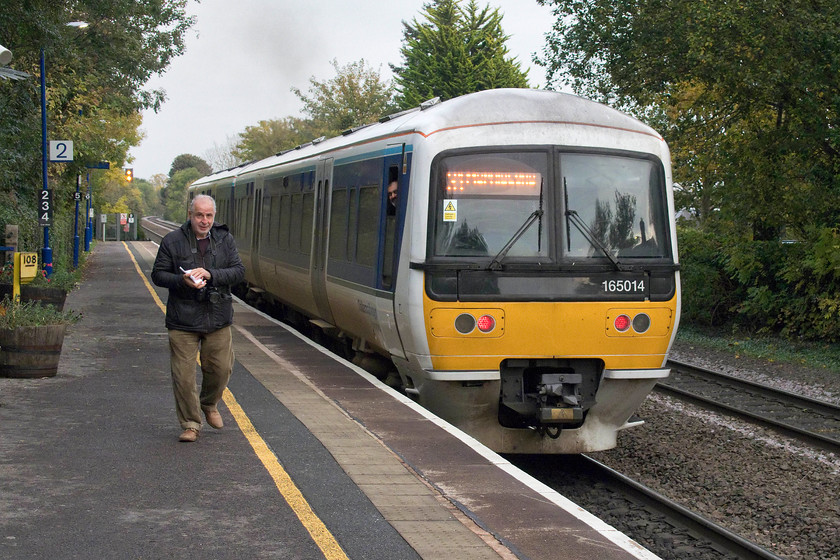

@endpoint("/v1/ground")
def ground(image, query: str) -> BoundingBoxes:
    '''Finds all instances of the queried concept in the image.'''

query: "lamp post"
[84,172,92,252]
[39,46,51,277]
[39,21,88,276]
[73,172,81,267]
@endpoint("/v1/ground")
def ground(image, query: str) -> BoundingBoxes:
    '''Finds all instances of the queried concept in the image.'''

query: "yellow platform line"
[122,241,348,560]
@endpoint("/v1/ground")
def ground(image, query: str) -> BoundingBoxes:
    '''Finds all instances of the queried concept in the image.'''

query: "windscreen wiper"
[565,209,627,271]
[487,178,544,271]
[487,209,544,270]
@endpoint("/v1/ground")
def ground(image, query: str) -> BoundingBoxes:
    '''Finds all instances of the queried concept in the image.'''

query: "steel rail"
[659,360,840,453]
[578,455,785,560]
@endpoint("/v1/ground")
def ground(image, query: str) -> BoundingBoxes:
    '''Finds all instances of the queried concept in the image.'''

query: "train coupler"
[499,358,602,429]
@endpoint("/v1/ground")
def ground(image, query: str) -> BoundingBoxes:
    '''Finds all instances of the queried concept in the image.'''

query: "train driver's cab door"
[380,147,410,291]
[376,147,411,359]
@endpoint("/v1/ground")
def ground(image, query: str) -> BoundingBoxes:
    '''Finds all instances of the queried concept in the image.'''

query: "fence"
[96,213,139,242]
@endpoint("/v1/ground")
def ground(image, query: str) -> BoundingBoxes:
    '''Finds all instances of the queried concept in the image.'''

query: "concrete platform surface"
[0,241,657,560]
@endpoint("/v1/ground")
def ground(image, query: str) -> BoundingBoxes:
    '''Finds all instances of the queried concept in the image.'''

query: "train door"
[311,158,336,324]
[377,145,411,357]
[250,183,264,287]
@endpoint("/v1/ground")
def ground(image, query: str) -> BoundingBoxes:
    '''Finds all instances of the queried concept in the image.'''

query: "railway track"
[659,360,840,453]
[140,216,178,244]
[509,454,783,560]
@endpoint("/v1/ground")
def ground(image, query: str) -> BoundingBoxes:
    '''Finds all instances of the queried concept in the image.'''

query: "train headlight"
[632,313,651,333]
[455,313,476,334]
[477,314,496,333]
[614,314,632,332]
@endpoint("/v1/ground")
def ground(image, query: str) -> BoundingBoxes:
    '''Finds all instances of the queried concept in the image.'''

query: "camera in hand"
[197,286,221,304]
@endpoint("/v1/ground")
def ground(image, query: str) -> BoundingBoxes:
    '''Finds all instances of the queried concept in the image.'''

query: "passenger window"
[279,194,291,249]
[301,193,313,255]
[330,189,348,261]
[357,186,378,266]
[291,193,303,252]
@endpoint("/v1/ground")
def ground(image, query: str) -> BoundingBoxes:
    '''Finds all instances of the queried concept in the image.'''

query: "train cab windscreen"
[561,153,668,259]
[433,152,550,259]
[428,149,674,301]
[432,150,669,262]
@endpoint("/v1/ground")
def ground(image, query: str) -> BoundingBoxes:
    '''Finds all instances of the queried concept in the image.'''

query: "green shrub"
[0,295,82,328]
[676,225,738,326]
[678,225,840,342]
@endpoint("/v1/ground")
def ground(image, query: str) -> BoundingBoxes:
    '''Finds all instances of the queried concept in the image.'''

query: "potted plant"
[0,264,78,311]
[20,268,78,311]
[0,295,81,378]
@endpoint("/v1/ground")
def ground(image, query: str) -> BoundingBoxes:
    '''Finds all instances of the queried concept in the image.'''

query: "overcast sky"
[129,0,558,179]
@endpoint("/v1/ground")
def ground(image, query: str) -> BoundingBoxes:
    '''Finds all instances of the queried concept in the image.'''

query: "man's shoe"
[179,428,199,442]
[205,410,223,429]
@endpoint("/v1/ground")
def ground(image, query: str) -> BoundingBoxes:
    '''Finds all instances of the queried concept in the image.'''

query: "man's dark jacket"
[151,221,245,333]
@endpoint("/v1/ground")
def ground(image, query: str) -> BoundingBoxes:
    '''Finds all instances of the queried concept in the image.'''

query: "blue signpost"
[73,173,81,268]
[84,162,108,253]
[39,48,52,277]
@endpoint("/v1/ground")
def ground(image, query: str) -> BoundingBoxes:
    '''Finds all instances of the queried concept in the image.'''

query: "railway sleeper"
[499,358,602,431]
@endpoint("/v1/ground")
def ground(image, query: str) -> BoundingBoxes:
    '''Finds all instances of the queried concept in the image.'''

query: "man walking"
[152,194,245,442]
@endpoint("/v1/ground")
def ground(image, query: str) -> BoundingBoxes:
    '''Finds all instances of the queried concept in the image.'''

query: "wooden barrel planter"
[0,324,67,378]
[20,286,67,311]
[0,285,67,311]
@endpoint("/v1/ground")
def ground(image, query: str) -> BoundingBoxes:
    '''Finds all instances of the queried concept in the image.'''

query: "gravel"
[669,342,840,406]
[587,341,840,560]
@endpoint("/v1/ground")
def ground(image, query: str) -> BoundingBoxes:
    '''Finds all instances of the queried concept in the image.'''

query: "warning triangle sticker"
[444,201,456,211]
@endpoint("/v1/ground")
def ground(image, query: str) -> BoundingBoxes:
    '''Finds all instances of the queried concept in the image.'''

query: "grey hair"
[189,194,216,213]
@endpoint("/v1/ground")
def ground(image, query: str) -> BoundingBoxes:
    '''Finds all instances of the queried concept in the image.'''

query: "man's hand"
[180,267,209,289]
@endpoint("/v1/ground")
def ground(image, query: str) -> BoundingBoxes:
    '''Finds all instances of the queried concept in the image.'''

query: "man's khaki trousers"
[168,326,234,431]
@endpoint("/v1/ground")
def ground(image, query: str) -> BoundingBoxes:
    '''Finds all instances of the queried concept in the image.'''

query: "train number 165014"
[602,279,645,293]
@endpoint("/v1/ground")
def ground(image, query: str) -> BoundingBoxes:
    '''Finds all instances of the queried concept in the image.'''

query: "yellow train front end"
[418,293,677,453]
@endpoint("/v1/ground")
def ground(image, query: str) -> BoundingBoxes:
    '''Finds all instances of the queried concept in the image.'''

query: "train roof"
[190,88,662,189]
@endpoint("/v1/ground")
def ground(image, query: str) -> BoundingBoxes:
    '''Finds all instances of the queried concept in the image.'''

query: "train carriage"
[190,88,680,453]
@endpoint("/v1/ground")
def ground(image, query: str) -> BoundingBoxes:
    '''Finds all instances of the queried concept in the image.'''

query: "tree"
[97,168,143,214]
[233,117,317,162]
[292,59,397,138]
[144,173,168,218]
[204,135,243,172]
[0,0,195,265]
[169,154,212,178]
[392,0,529,108]
[136,178,164,218]
[1,1,195,188]
[536,0,840,239]
[164,167,201,222]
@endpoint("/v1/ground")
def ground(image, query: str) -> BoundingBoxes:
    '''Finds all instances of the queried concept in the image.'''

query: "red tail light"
[477,314,496,333]
[614,314,631,332]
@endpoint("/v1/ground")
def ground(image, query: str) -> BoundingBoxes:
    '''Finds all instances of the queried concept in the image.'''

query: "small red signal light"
[614,314,631,332]
[477,314,496,333]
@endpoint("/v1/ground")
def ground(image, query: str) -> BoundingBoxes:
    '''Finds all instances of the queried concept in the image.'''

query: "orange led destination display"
[446,171,541,196]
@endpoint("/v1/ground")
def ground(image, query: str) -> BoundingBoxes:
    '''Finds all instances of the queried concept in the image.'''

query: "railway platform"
[0,241,658,560]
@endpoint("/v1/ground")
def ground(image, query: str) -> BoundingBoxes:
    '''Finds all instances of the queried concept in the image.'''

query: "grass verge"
[675,324,840,373]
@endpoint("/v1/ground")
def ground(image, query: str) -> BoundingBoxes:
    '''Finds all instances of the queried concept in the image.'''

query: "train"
[188,88,681,453]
